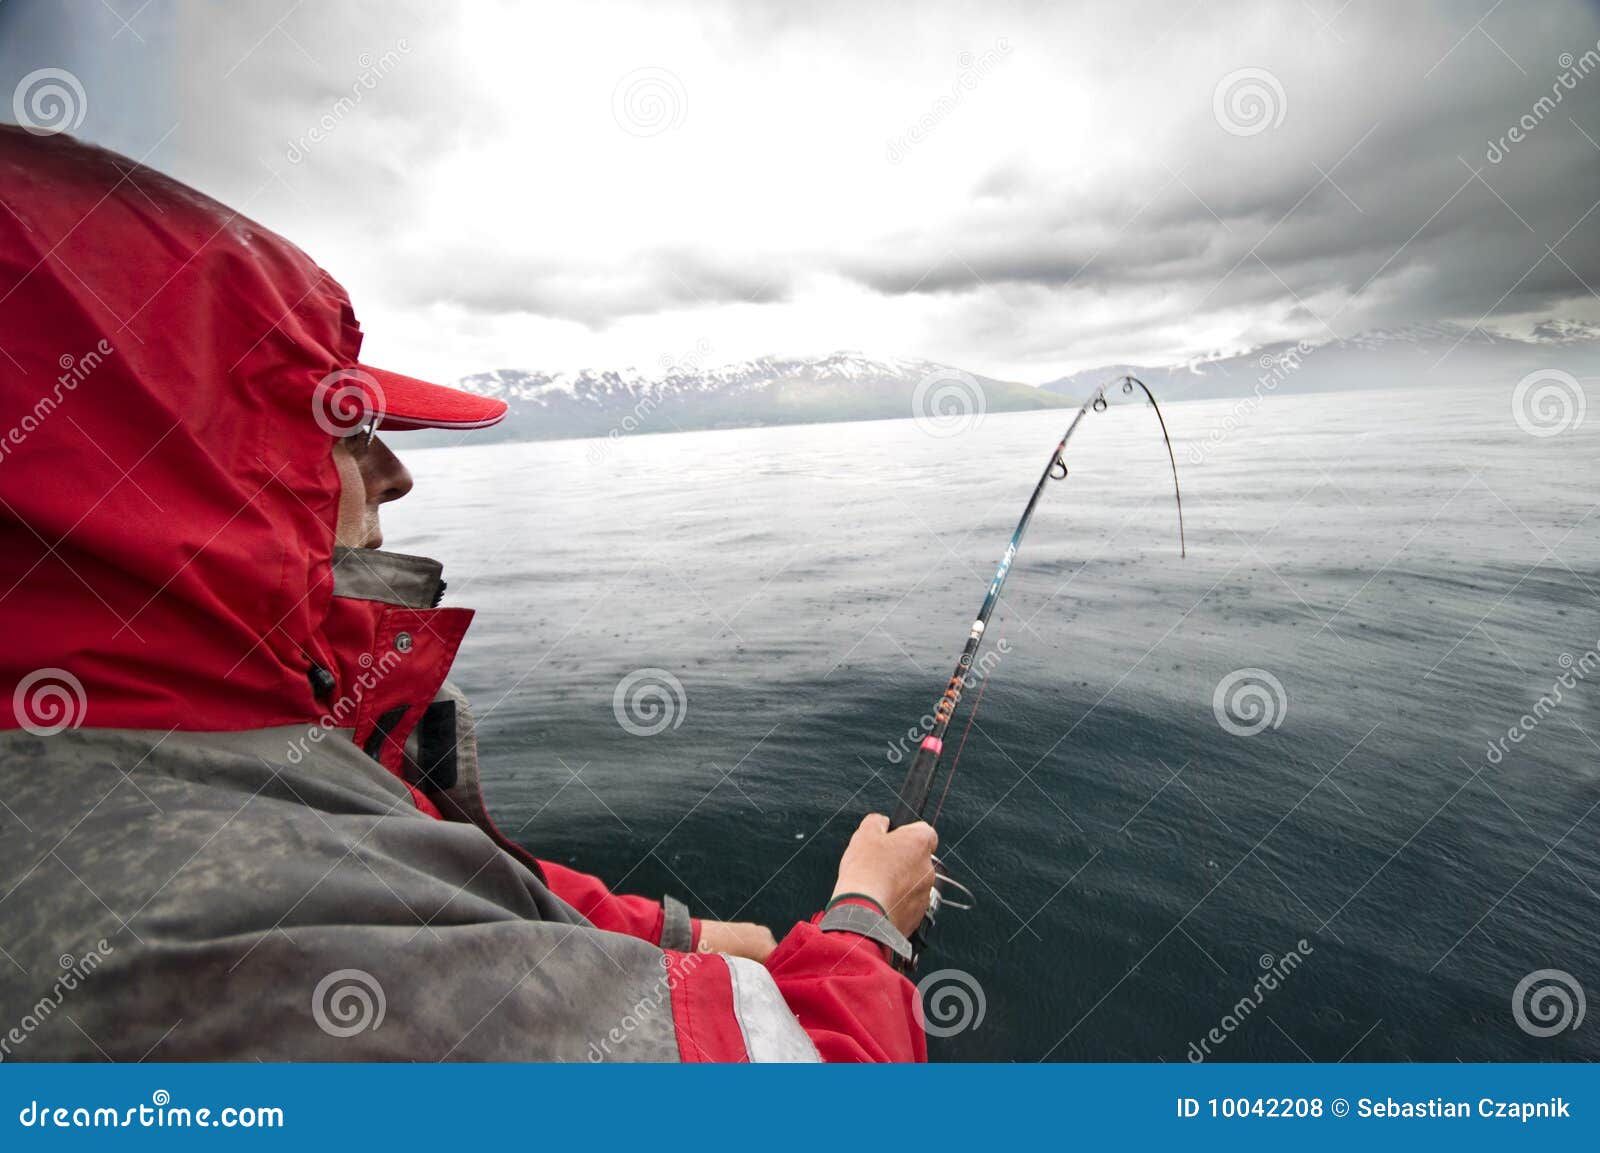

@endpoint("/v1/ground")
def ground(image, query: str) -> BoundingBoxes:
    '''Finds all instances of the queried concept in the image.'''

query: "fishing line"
[930,661,989,827]
[887,375,1186,970]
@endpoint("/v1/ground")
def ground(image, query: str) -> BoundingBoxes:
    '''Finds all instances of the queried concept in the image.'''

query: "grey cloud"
[392,247,796,325]
[3,0,1598,369]
[839,35,1600,343]
[816,0,1600,356]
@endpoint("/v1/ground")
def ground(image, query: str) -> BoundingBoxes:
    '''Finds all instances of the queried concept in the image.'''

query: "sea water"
[388,381,1598,1061]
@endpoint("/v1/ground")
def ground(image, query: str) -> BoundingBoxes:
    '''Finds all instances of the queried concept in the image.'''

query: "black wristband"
[824,891,889,917]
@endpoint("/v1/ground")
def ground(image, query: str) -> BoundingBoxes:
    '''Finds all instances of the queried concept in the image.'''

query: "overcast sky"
[3,0,1598,382]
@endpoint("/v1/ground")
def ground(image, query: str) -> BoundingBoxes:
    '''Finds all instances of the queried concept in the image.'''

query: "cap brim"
[357,364,508,432]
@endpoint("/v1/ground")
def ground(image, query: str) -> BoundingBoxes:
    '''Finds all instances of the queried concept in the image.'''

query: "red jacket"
[0,126,925,1062]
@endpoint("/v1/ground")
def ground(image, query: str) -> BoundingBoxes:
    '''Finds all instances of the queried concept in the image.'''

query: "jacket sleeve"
[665,913,927,1063]
[539,863,924,1061]
[768,916,928,1062]
[537,858,701,950]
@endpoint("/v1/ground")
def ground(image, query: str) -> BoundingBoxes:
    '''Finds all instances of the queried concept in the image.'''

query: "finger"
[889,867,935,906]
[896,819,938,851]
[859,812,890,834]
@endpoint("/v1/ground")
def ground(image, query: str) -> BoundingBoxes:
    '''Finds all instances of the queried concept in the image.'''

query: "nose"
[364,436,414,505]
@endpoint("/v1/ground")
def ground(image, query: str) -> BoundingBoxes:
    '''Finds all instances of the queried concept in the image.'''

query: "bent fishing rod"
[888,375,1186,971]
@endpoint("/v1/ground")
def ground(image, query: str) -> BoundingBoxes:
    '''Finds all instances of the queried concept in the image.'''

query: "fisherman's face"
[333,432,413,550]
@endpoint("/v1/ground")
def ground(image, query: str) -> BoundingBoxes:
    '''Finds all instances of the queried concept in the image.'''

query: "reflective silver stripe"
[660,894,694,952]
[818,901,914,961]
[723,956,820,1063]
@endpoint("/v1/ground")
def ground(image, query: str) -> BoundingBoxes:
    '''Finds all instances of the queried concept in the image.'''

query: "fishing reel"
[897,855,976,975]
[929,855,976,917]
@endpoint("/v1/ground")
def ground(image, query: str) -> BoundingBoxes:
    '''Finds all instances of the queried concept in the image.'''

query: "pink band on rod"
[920,736,943,754]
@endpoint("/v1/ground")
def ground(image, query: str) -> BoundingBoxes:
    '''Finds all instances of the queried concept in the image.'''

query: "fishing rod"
[888,375,1186,970]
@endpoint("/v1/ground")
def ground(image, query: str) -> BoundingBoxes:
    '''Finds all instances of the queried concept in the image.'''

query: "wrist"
[825,890,888,917]
[817,899,914,964]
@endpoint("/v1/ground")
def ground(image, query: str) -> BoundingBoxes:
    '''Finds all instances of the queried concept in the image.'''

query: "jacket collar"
[331,546,447,609]
[318,547,474,785]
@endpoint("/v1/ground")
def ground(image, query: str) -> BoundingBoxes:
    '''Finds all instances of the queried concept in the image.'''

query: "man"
[0,126,937,1061]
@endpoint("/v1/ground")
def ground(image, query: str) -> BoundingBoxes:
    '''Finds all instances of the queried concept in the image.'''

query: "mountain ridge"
[408,324,1599,446]
[1042,321,1600,401]
[408,351,1070,445]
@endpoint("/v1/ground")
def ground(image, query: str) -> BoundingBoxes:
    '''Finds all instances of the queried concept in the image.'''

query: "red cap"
[358,364,508,431]
[315,364,508,433]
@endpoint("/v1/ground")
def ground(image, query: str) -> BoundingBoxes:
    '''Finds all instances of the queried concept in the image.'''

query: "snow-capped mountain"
[408,324,1600,447]
[1043,322,1600,401]
[410,352,1069,444]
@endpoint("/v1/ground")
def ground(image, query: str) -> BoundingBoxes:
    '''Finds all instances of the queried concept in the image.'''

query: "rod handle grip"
[889,741,940,828]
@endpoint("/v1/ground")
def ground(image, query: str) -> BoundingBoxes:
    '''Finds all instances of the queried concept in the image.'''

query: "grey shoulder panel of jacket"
[0,726,681,1061]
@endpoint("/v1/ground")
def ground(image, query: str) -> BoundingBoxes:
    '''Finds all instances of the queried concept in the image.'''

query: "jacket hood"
[0,126,454,733]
